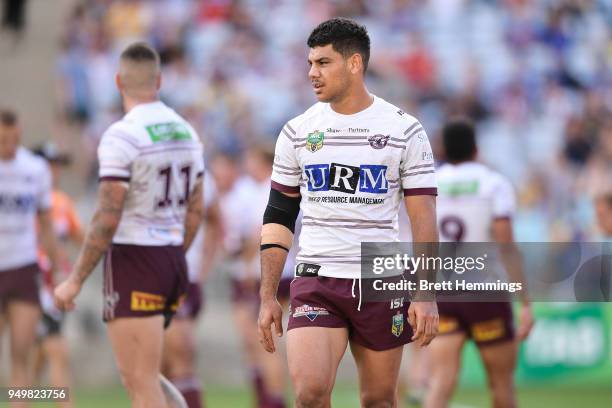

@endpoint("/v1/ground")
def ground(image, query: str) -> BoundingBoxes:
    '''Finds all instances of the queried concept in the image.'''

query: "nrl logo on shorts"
[293,304,329,321]
[367,134,390,149]
[306,130,324,153]
[392,311,404,337]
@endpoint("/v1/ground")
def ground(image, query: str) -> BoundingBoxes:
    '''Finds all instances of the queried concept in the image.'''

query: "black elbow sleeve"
[263,188,300,233]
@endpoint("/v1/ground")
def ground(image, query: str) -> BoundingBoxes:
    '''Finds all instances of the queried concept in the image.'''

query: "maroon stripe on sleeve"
[99,176,131,183]
[403,187,438,196]
[271,180,300,194]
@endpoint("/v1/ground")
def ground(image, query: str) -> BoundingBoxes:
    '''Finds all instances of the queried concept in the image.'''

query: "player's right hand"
[257,297,284,353]
[53,277,82,311]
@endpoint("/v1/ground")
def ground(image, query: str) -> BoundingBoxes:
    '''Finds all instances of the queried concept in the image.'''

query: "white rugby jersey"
[272,95,437,279]
[0,147,52,270]
[185,173,217,282]
[98,101,204,246]
[436,162,515,242]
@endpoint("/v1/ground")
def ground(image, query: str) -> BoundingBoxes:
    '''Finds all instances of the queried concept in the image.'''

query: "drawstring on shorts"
[351,278,363,312]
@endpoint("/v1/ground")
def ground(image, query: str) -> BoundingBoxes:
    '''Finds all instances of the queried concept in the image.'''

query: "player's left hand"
[408,301,439,347]
[516,302,534,341]
[53,277,82,311]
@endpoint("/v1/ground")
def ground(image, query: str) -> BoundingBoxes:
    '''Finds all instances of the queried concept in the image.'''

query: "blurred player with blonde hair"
[54,42,204,408]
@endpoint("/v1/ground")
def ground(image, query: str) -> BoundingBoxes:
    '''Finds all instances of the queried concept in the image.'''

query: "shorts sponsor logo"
[304,163,388,194]
[422,151,433,161]
[292,304,329,321]
[367,134,390,149]
[130,291,166,312]
[392,312,404,337]
[471,319,505,342]
[306,130,324,153]
[439,317,459,334]
[296,263,321,277]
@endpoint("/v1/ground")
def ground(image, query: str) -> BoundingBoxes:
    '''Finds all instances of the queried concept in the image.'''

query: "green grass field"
[11,384,612,408]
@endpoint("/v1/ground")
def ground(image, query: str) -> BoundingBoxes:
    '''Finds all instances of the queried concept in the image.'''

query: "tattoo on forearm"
[72,182,126,284]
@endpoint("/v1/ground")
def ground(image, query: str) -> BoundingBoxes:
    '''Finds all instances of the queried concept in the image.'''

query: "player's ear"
[115,73,122,92]
[349,53,363,75]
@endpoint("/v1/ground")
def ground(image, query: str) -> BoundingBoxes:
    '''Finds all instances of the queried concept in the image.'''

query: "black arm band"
[263,188,301,233]
[260,243,289,252]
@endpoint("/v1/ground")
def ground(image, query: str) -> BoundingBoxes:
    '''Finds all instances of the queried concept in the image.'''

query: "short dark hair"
[307,18,370,72]
[0,109,18,126]
[120,42,160,66]
[442,118,477,163]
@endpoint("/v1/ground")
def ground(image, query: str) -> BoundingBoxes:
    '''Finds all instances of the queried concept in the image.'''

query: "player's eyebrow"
[308,57,331,65]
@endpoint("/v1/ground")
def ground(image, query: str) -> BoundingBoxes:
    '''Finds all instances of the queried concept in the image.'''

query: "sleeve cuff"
[271,180,300,194]
[403,187,438,197]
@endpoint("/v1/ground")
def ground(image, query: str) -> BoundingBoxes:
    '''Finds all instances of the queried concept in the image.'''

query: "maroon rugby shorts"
[288,276,413,351]
[102,244,188,328]
[437,301,515,346]
[0,263,41,311]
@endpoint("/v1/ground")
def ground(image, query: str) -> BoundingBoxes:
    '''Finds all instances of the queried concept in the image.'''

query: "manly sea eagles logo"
[306,130,324,153]
[367,134,390,149]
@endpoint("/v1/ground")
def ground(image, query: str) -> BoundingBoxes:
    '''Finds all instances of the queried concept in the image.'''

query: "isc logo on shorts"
[304,163,388,194]
[130,291,166,312]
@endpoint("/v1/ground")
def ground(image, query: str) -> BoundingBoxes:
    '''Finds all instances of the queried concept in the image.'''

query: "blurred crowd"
[54,0,611,240]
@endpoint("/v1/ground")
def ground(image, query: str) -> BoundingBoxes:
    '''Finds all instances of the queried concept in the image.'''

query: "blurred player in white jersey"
[54,43,205,408]
[162,173,221,408]
[245,145,289,408]
[33,144,83,408]
[0,109,58,407]
[425,118,534,408]
[258,18,438,407]
[211,149,287,408]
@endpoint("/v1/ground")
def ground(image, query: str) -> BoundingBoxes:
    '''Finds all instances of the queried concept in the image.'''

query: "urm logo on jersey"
[304,163,388,194]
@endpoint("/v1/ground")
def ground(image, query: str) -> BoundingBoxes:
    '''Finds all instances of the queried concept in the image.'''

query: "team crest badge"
[306,130,324,152]
[368,134,390,149]
[292,304,329,321]
[392,312,404,337]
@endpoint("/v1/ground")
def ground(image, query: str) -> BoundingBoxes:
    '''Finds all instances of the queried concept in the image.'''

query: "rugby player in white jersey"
[53,43,205,408]
[162,173,221,408]
[257,18,439,407]
[0,109,58,406]
[425,119,534,408]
